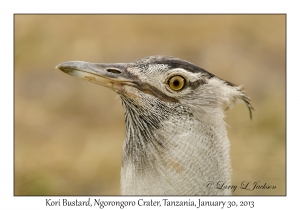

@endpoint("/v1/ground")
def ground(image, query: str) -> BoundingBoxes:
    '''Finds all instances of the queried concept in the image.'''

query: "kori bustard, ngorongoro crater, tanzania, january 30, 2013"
[56,55,253,195]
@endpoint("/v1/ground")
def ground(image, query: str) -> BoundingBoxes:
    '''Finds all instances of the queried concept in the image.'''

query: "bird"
[56,55,253,195]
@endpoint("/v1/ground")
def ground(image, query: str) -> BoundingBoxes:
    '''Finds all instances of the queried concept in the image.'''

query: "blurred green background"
[14,15,285,195]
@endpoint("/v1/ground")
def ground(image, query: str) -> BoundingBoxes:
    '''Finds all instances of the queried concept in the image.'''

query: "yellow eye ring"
[168,75,185,91]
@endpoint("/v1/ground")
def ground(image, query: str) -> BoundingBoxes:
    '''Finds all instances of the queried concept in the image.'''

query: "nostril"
[106,68,121,74]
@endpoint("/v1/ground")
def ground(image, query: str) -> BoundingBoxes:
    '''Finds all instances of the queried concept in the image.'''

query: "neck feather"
[120,96,232,195]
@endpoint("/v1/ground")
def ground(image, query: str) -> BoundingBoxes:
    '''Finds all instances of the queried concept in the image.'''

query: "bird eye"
[168,75,185,91]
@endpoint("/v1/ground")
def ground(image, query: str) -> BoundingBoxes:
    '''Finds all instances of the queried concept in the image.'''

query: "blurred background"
[14,15,285,195]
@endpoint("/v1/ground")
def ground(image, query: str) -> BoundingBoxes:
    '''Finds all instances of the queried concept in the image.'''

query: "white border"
[1,0,297,209]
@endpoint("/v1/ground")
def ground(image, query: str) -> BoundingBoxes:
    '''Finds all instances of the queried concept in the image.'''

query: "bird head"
[56,55,253,122]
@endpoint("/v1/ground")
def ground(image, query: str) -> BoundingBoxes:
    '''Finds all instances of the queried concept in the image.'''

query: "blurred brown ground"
[14,15,285,195]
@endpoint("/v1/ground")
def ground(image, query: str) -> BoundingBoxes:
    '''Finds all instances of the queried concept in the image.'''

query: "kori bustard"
[56,55,253,195]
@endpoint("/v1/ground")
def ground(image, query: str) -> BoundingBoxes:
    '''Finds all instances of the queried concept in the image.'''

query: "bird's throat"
[120,98,232,195]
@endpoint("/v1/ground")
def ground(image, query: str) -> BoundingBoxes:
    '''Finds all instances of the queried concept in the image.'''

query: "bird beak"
[56,61,136,92]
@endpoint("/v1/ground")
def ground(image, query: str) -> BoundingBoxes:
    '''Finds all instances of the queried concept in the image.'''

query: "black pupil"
[173,79,180,86]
